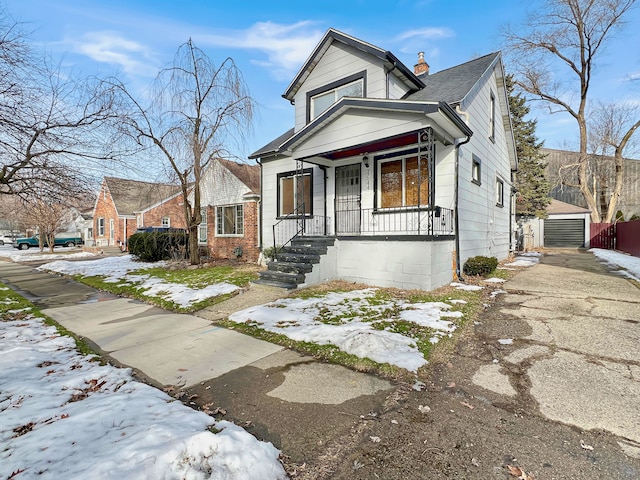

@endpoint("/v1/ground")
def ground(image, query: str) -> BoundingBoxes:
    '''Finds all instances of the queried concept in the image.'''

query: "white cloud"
[396,27,455,41]
[196,21,324,79]
[628,71,640,81]
[72,31,159,77]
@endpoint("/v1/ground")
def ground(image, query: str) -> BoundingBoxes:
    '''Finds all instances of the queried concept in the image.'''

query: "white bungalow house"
[251,29,517,290]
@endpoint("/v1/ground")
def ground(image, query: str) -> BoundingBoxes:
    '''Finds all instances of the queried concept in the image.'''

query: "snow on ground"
[0,245,95,262]
[590,248,640,282]
[229,289,462,372]
[38,255,239,308]
[0,315,286,480]
[505,252,541,267]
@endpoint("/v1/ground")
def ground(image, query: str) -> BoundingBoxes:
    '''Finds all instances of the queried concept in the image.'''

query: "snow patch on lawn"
[0,316,286,480]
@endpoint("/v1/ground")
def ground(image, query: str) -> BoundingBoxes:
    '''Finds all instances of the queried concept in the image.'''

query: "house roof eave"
[283,28,424,101]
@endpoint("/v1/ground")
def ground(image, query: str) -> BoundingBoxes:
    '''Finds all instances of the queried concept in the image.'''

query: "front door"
[335,164,361,234]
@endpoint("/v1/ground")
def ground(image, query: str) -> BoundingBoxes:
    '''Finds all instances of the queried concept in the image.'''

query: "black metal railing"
[335,206,454,236]
[272,210,329,251]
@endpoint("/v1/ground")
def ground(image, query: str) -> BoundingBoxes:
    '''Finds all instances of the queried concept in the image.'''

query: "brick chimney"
[414,51,429,75]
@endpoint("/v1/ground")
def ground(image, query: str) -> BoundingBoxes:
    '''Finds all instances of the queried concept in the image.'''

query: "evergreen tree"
[507,75,551,219]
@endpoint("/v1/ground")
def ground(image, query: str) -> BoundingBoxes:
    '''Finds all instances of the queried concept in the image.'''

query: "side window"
[496,178,504,207]
[161,217,170,227]
[489,92,496,142]
[98,218,105,236]
[472,156,482,185]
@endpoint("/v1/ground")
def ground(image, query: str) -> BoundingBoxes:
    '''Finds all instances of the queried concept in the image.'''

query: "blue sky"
[5,0,640,163]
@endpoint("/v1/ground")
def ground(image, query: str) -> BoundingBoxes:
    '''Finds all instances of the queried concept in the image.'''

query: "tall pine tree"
[507,75,551,218]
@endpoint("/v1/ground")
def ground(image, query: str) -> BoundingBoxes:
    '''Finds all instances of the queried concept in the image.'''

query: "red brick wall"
[141,194,187,230]
[93,185,187,248]
[93,183,120,247]
[204,201,260,262]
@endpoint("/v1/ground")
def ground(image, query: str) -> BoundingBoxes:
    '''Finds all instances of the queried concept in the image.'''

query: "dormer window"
[307,71,366,122]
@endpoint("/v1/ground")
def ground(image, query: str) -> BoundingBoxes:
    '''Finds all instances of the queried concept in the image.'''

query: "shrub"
[463,255,498,276]
[128,231,189,262]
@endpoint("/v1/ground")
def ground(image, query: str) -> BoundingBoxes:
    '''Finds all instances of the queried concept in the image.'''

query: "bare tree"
[22,197,67,252]
[589,101,640,220]
[115,39,254,264]
[0,12,125,200]
[504,0,639,222]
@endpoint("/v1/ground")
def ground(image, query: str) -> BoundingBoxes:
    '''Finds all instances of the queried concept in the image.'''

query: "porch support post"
[296,158,305,236]
[418,127,435,235]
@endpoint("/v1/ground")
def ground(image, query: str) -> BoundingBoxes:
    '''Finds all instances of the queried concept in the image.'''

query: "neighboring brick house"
[197,158,261,262]
[93,177,185,248]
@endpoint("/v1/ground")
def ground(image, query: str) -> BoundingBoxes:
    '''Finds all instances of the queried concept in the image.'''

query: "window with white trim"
[98,218,104,236]
[161,216,170,227]
[216,204,244,236]
[198,207,207,243]
[496,178,504,207]
[310,79,363,120]
[472,156,482,185]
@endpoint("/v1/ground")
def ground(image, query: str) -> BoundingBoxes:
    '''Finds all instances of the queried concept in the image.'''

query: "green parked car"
[13,234,84,250]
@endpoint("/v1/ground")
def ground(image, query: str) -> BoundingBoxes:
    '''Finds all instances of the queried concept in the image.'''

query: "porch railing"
[335,206,454,236]
[273,213,329,251]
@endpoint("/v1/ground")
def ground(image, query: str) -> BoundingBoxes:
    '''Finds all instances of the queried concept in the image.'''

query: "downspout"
[255,158,263,256]
[454,105,471,281]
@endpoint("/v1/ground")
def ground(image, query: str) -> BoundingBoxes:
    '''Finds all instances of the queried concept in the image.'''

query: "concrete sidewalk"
[0,259,394,465]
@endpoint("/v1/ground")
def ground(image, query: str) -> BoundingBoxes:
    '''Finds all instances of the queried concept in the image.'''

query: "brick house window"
[216,204,243,236]
[98,218,105,236]
[161,216,170,227]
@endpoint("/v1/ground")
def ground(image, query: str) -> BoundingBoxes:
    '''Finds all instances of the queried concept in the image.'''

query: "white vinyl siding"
[293,42,387,132]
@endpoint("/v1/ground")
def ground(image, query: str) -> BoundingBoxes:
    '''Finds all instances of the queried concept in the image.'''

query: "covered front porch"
[271,125,457,251]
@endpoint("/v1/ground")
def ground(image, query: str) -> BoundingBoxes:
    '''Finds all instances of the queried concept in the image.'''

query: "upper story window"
[161,216,170,227]
[489,92,496,142]
[307,71,366,123]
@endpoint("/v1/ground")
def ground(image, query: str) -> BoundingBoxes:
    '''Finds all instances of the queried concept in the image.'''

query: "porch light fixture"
[362,154,369,168]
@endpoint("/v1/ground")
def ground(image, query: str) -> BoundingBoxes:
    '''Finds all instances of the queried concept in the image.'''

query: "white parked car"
[0,235,16,246]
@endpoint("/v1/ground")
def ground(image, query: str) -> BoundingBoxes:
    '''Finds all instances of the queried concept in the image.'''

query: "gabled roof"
[103,177,181,216]
[547,199,591,215]
[406,52,501,104]
[283,28,424,101]
[217,158,260,194]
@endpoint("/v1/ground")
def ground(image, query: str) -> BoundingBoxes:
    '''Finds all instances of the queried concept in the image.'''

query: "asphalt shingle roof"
[406,52,500,104]
[104,177,181,216]
[216,158,260,194]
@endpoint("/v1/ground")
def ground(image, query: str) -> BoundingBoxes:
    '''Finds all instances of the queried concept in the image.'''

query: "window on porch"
[379,157,430,208]
[278,170,312,217]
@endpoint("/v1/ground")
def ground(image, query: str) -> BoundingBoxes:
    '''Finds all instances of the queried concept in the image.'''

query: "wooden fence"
[616,220,640,257]
[589,223,615,249]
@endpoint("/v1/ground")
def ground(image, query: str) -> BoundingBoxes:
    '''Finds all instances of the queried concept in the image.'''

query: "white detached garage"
[519,199,591,249]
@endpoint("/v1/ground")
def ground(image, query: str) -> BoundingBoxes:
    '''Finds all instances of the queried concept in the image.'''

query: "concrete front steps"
[254,236,335,289]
